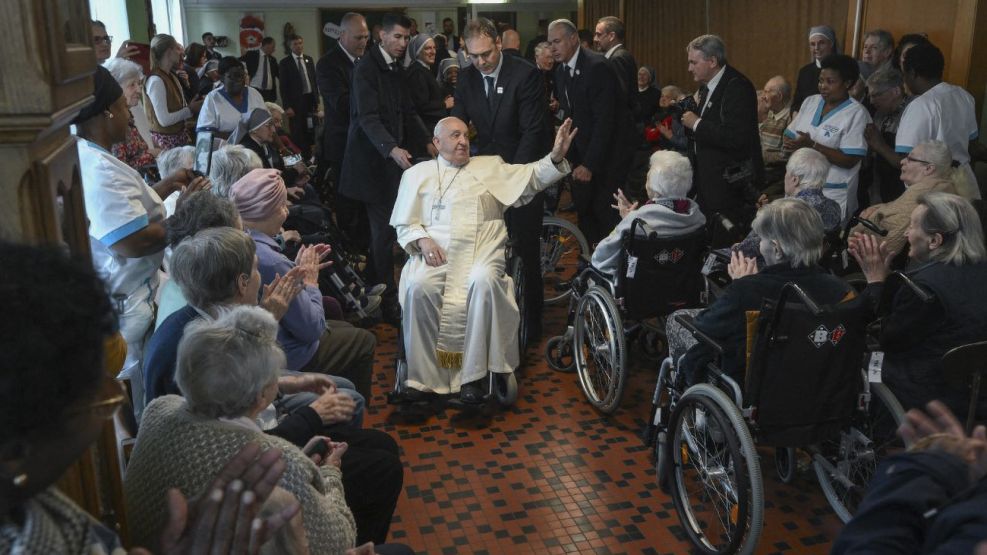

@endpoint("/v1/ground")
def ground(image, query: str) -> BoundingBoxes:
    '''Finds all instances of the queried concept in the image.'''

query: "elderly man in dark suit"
[316,12,370,238]
[278,34,320,157]
[593,16,637,102]
[548,18,627,247]
[242,37,279,102]
[339,13,432,325]
[680,34,764,246]
[451,17,552,344]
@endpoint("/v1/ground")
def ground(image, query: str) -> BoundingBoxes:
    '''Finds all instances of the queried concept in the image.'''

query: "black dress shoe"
[459,379,486,404]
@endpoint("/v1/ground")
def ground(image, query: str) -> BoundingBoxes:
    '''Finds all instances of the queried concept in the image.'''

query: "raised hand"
[727,250,758,279]
[260,267,304,321]
[550,118,578,164]
[847,232,894,284]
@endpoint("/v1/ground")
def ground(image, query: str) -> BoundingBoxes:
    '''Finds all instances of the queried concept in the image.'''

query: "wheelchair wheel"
[492,372,518,407]
[574,285,628,414]
[545,335,575,372]
[638,319,669,362]
[774,448,798,484]
[541,216,590,305]
[509,254,528,353]
[669,384,763,555]
[812,382,907,523]
[655,430,672,492]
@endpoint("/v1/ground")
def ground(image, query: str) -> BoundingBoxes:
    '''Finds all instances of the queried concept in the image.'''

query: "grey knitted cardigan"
[124,395,357,553]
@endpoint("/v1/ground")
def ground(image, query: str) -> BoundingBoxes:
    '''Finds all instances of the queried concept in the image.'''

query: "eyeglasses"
[93,35,113,45]
[905,155,933,165]
[67,374,127,420]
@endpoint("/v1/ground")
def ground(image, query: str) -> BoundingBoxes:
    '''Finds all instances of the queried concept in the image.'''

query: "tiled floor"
[363,302,845,554]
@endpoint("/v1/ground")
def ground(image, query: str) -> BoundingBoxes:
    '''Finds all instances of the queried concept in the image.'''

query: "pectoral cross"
[430,199,447,221]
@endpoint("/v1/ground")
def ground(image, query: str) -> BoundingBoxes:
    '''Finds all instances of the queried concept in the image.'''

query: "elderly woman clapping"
[853,140,958,255]
[590,151,706,275]
[671,199,853,385]
[733,147,841,261]
[127,305,359,554]
[850,192,987,418]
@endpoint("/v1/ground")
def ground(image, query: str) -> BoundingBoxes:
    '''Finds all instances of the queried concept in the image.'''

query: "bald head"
[763,75,791,110]
[339,13,369,58]
[502,29,521,50]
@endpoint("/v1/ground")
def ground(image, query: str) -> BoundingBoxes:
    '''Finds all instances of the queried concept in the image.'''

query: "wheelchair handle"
[890,271,935,303]
[778,282,824,315]
[673,313,725,354]
[850,216,888,237]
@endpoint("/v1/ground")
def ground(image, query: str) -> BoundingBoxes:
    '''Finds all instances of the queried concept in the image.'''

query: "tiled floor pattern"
[363,304,845,554]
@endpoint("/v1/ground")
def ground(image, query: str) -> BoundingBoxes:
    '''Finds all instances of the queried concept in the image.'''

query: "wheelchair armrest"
[673,313,725,355]
[849,215,889,237]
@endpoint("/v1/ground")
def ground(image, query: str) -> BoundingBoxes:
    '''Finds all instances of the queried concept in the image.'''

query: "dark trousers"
[299,322,376,399]
[327,425,404,544]
[365,201,399,302]
[505,193,545,335]
[330,162,371,253]
[288,92,317,156]
[571,173,619,247]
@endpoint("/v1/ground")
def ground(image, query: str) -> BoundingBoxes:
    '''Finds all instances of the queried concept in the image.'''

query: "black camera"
[666,95,699,121]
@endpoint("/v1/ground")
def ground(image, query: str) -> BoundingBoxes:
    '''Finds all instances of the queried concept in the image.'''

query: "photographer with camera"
[680,35,764,246]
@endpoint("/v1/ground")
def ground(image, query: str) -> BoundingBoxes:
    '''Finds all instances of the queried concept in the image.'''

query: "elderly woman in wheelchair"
[653,199,909,554]
[545,150,707,414]
[850,191,987,422]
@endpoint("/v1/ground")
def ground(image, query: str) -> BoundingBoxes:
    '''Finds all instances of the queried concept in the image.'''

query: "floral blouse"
[112,119,156,172]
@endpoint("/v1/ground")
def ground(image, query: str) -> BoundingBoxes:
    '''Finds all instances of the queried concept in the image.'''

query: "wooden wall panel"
[581,0,619,30]
[710,0,850,93]
[624,0,706,90]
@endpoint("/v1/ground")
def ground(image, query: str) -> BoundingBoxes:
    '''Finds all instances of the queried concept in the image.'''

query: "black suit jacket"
[451,54,550,164]
[278,53,318,112]
[242,50,279,91]
[316,46,356,164]
[553,47,623,176]
[607,45,638,106]
[690,64,764,217]
[339,45,429,204]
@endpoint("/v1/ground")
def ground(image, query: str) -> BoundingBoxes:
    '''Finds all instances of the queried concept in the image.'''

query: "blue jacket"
[833,450,987,554]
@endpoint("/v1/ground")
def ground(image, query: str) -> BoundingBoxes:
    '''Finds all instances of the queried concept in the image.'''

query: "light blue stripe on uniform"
[100,214,149,247]
[783,129,798,139]
[841,147,867,156]
[823,182,848,189]
[895,144,914,154]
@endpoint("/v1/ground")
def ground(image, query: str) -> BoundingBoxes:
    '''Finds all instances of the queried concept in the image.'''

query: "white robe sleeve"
[389,165,431,253]
[510,155,572,208]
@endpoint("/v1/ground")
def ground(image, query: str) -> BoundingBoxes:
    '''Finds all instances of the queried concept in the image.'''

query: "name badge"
[867,351,884,383]
[497,86,503,94]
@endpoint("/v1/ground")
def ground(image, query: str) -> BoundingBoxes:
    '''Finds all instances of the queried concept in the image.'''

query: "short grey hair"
[103,57,144,87]
[863,29,895,52]
[534,41,551,57]
[687,34,727,66]
[661,85,685,99]
[752,198,825,268]
[646,151,693,199]
[786,148,830,190]
[913,140,953,179]
[597,16,625,41]
[866,68,903,94]
[916,192,986,265]
[766,75,792,104]
[264,102,285,116]
[156,145,194,178]
[209,145,263,198]
[176,305,284,419]
[548,19,577,36]
[166,191,240,248]
[170,227,256,308]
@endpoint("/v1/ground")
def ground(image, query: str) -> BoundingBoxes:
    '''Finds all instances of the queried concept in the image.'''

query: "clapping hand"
[259,267,304,321]
[901,401,987,483]
[294,244,332,286]
[138,443,298,555]
[847,232,894,284]
[610,188,639,219]
[784,131,814,150]
[727,251,758,279]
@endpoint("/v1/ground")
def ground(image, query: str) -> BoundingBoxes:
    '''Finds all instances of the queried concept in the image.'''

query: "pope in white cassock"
[390,117,578,403]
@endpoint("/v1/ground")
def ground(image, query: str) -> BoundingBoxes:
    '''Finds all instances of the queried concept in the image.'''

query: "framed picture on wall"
[240,13,266,55]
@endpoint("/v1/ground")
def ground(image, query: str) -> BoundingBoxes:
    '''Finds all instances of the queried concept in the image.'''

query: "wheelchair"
[387,241,526,412]
[545,220,707,414]
[649,283,908,554]
[541,215,590,305]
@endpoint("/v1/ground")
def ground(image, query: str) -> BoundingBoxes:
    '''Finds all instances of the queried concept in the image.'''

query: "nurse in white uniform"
[75,67,209,420]
[196,56,268,139]
[785,53,871,222]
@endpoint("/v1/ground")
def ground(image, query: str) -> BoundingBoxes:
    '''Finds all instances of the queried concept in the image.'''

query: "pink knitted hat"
[230,168,287,222]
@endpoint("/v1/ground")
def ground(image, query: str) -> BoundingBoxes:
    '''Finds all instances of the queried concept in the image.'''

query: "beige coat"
[854,177,956,255]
